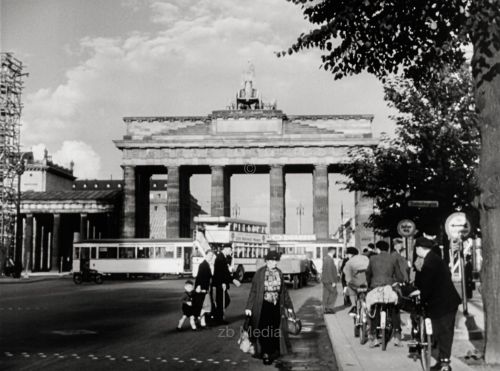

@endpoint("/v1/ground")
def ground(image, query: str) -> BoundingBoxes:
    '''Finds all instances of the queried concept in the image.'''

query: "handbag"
[238,315,255,355]
[286,309,302,335]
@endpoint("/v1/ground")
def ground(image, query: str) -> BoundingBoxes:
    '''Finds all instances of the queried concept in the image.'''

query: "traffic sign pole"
[445,212,471,316]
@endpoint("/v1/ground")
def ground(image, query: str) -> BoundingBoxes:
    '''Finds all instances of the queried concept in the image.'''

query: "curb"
[324,313,364,371]
[0,275,70,284]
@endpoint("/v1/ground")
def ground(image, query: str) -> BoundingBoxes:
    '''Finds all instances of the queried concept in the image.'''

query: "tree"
[342,66,479,241]
[282,0,500,363]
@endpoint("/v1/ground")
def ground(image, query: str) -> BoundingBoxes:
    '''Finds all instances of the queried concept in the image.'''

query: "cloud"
[52,141,101,179]
[21,0,392,178]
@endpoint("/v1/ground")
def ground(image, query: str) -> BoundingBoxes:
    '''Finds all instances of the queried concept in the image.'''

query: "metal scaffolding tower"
[0,53,25,272]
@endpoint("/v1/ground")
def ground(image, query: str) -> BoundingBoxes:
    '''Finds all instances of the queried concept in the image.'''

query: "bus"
[72,238,194,277]
[192,216,269,281]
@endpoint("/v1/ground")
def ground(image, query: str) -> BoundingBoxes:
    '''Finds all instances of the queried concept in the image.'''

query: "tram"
[72,238,194,277]
[266,235,345,274]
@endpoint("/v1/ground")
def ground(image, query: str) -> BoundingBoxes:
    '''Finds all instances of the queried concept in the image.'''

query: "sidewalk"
[0,272,71,284]
[324,287,476,371]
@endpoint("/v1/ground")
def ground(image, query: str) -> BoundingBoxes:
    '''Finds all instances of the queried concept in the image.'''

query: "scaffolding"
[0,53,25,271]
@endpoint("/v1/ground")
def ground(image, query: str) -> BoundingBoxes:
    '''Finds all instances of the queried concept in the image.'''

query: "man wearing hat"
[414,237,461,371]
[212,246,235,324]
[322,247,339,314]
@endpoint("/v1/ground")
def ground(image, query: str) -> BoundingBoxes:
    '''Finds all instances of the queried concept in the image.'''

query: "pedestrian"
[390,239,410,346]
[245,250,294,365]
[392,238,410,281]
[343,247,369,315]
[177,280,197,331]
[322,247,339,314]
[212,246,235,324]
[414,237,461,371]
[340,253,351,306]
[194,249,214,329]
[366,240,405,347]
[363,243,377,258]
[465,255,474,300]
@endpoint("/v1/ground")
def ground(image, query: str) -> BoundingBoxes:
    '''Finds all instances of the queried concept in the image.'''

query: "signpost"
[445,212,471,314]
[397,219,416,260]
[408,200,439,208]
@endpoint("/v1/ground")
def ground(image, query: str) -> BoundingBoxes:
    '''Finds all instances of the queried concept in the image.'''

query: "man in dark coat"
[322,247,339,314]
[212,246,234,323]
[414,237,461,371]
[194,250,214,328]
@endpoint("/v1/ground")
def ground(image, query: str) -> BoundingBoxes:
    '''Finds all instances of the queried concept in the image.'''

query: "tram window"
[91,248,96,259]
[316,247,321,259]
[156,246,174,258]
[99,247,118,259]
[176,246,183,259]
[137,247,152,259]
[119,247,135,259]
[74,247,80,259]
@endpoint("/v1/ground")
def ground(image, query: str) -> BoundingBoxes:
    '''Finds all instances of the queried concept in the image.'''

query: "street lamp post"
[296,203,304,235]
[15,152,28,277]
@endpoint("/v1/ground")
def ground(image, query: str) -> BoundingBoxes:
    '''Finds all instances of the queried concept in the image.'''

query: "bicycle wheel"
[360,320,368,345]
[380,309,387,351]
[73,273,83,284]
[420,317,432,371]
[94,274,103,284]
[354,300,361,337]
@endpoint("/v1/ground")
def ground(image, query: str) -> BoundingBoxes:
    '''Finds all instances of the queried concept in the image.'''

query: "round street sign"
[445,212,471,239]
[397,219,416,237]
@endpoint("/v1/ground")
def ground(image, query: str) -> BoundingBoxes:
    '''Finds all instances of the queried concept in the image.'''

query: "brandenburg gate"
[114,68,378,239]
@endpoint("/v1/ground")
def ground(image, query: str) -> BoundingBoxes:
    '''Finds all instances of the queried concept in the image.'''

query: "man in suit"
[414,237,461,371]
[366,240,405,347]
[194,249,214,328]
[322,247,339,314]
[212,247,235,323]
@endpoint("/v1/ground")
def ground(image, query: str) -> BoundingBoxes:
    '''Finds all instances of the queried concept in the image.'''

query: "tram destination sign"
[408,200,439,208]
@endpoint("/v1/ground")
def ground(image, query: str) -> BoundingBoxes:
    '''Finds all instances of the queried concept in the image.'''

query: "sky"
[1,0,396,234]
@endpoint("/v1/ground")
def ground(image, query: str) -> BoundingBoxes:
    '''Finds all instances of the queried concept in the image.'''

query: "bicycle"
[405,290,433,371]
[350,285,368,344]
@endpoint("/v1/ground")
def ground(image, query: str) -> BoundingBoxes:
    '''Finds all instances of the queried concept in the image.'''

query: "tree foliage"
[341,66,480,236]
[280,0,500,87]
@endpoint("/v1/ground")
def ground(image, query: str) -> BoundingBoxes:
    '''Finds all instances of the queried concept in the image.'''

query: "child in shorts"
[177,280,197,331]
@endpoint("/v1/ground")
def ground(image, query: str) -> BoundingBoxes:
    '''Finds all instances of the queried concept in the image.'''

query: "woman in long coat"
[245,251,294,365]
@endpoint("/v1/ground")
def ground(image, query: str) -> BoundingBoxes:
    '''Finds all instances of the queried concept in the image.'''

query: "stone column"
[313,165,329,239]
[179,170,193,238]
[80,213,88,240]
[166,166,180,238]
[121,165,136,238]
[223,170,231,217]
[135,168,151,238]
[270,165,286,234]
[51,214,61,272]
[23,214,33,274]
[211,166,225,217]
